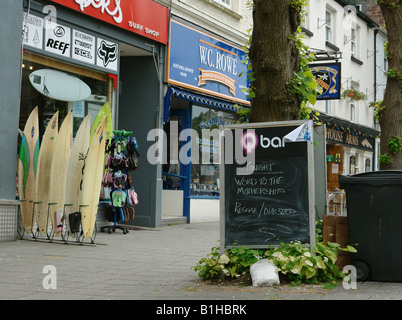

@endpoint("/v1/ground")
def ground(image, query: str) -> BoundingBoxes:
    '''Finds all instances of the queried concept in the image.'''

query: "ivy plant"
[388,136,402,154]
[194,226,357,285]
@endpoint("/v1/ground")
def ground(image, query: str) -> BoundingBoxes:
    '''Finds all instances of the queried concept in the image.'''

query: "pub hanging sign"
[309,62,341,100]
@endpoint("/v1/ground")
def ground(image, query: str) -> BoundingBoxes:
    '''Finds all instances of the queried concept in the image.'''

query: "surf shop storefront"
[162,18,250,223]
[16,0,168,234]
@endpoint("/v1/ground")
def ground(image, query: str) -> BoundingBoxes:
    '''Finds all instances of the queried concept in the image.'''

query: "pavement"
[1,221,402,303]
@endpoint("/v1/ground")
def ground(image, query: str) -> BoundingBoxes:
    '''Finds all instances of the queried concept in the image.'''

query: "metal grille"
[0,201,18,242]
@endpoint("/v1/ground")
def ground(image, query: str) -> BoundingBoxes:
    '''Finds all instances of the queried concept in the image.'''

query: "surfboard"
[65,114,91,234]
[90,101,113,144]
[35,111,59,235]
[49,111,73,235]
[80,117,107,239]
[29,69,91,102]
[18,106,40,234]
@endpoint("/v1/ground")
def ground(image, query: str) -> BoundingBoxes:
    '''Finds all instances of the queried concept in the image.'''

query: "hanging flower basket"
[341,89,367,101]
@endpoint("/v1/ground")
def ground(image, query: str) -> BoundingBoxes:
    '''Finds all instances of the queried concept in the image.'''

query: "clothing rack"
[101,130,139,234]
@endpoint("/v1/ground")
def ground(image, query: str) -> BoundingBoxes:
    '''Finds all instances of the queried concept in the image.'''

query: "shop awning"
[164,87,241,123]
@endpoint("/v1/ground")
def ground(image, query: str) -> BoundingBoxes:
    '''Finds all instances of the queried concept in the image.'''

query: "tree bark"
[378,1,402,169]
[248,0,301,123]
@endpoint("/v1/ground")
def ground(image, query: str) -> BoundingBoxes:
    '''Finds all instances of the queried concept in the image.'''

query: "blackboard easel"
[220,121,316,252]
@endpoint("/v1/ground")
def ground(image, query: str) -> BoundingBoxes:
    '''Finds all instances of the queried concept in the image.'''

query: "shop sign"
[326,127,374,152]
[50,0,169,44]
[44,22,71,57]
[96,37,119,72]
[22,13,44,49]
[309,62,341,100]
[72,29,95,64]
[23,12,118,73]
[167,19,250,105]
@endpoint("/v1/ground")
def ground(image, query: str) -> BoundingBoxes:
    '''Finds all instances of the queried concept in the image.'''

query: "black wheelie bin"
[339,171,402,282]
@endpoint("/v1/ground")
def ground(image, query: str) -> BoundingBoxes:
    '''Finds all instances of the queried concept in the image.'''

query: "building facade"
[0,1,388,240]
[157,0,253,223]
[303,0,384,192]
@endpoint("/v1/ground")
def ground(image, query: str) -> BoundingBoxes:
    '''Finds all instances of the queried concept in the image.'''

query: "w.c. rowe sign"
[50,0,169,44]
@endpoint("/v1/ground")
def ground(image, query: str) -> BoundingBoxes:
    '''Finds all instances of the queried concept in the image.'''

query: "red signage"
[50,0,169,44]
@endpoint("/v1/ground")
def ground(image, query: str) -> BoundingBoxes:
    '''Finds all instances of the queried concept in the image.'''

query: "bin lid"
[339,170,402,187]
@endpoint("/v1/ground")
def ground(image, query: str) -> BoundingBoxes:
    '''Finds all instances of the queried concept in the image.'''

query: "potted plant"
[341,89,367,101]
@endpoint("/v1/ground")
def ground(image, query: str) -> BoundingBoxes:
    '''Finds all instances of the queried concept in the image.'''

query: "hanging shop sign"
[72,29,96,64]
[96,37,118,71]
[23,13,119,73]
[50,0,169,44]
[167,18,250,105]
[22,12,44,49]
[309,62,341,100]
[45,22,71,57]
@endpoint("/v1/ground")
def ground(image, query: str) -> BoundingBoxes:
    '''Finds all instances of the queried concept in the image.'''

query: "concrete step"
[162,216,187,226]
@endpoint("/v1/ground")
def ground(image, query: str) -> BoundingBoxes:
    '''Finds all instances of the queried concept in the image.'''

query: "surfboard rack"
[31,201,42,239]
[75,204,97,245]
[17,201,97,246]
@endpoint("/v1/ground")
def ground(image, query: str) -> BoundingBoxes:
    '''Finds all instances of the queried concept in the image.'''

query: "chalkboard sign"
[220,121,316,249]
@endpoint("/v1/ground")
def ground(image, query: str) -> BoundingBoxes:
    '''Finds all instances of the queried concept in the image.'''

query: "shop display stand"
[101,130,139,235]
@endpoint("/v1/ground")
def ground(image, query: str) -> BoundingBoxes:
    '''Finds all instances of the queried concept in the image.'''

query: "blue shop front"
[162,17,250,223]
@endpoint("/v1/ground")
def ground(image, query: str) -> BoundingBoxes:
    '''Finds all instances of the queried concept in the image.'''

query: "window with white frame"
[325,10,333,43]
[350,102,356,122]
[213,0,232,9]
[351,28,357,57]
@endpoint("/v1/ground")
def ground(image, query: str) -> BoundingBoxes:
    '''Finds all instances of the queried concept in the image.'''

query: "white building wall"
[304,0,377,130]
[157,0,252,46]
[304,0,382,175]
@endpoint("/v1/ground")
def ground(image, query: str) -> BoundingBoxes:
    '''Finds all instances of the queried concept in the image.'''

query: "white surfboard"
[80,117,107,239]
[18,107,39,234]
[65,114,91,233]
[35,111,59,235]
[29,69,91,101]
[49,112,73,235]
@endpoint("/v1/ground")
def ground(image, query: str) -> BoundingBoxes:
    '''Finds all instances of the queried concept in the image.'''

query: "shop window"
[349,155,356,174]
[20,51,115,139]
[191,105,236,197]
[365,158,371,172]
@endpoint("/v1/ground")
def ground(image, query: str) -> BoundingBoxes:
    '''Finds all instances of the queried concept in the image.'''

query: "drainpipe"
[373,28,379,171]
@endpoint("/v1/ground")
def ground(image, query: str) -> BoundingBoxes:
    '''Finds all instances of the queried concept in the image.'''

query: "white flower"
[218,254,230,264]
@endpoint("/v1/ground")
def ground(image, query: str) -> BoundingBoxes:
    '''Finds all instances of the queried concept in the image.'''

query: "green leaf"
[307,93,317,105]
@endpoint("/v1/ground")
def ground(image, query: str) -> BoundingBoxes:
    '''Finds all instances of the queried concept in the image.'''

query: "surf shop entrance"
[13,0,169,237]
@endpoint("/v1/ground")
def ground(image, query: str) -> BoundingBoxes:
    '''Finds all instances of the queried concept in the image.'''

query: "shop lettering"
[46,38,70,54]
[326,128,343,142]
[74,47,92,59]
[74,0,123,24]
[129,21,143,31]
[327,128,359,147]
[128,21,160,38]
[199,45,238,76]
[346,133,359,146]
[260,135,286,148]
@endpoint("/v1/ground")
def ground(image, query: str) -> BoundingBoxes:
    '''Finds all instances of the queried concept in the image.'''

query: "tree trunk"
[378,1,402,169]
[248,0,301,123]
